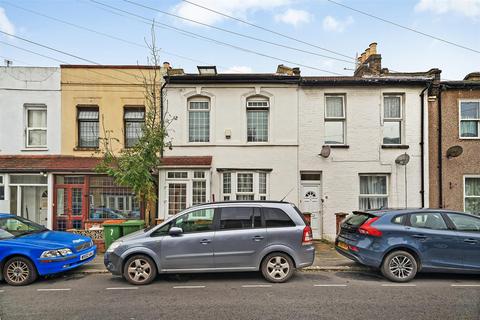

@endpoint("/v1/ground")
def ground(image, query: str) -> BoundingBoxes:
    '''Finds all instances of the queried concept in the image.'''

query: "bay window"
[221,171,269,201]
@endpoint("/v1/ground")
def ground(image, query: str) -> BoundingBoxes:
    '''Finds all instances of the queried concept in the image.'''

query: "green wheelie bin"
[122,220,145,236]
[103,221,125,249]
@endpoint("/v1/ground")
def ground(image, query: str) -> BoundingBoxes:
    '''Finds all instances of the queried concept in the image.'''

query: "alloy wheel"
[388,255,414,279]
[127,258,152,283]
[266,256,290,280]
[6,260,30,284]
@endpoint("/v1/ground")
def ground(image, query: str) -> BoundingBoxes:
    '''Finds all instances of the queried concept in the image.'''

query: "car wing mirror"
[169,227,183,236]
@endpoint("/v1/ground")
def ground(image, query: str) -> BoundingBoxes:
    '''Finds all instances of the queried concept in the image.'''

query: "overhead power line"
[123,0,354,65]
[0,1,223,68]
[180,0,353,60]
[327,0,480,55]
[89,0,344,75]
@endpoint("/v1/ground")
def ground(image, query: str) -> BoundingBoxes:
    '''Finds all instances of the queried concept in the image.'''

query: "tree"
[96,26,174,226]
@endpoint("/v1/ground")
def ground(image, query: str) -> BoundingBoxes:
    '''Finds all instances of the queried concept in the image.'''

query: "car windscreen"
[0,217,47,239]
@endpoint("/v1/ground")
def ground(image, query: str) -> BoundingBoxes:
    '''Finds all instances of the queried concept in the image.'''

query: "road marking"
[381,284,416,287]
[314,284,347,287]
[241,285,272,288]
[173,285,206,289]
[37,288,71,292]
[106,287,139,290]
[451,284,480,287]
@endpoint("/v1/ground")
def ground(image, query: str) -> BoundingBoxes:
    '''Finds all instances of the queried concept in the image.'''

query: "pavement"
[75,240,370,274]
[1,271,479,320]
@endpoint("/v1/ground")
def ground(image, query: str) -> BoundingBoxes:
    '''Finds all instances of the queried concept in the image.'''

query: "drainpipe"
[419,83,430,208]
[159,77,169,158]
[437,87,443,208]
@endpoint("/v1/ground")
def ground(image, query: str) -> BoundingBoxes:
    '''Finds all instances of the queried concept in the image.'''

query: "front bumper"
[36,246,97,276]
[104,251,123,276]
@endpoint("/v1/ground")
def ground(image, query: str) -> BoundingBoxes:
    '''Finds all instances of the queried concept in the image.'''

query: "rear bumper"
[335,237,382,268]
[104,252,123,276]
[35,246,97,276]
[296,245,315,268]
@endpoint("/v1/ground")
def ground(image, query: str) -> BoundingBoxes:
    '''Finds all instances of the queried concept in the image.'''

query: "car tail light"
[302,225,313,245]
[358,217,383,237]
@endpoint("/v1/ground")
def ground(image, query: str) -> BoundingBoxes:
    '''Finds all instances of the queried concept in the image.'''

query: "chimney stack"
[354,42,382,76]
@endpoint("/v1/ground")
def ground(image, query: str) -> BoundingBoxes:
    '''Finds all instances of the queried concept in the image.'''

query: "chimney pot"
[360,52,366,63]
[163,61,171,69]
[369,42,377,55]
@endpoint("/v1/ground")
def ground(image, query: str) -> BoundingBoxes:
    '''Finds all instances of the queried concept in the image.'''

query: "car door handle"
[412,234,427,239]
[200,239,211,245]
[464,238,478,244]
[252,236,264,241]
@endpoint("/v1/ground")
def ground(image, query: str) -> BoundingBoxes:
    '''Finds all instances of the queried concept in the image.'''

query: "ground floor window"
[221,171,269,201]
[8,174,48,227]
[165,170,210,216]
[465,177,480,216]
[359,174,388,210]
[0,175,4,200]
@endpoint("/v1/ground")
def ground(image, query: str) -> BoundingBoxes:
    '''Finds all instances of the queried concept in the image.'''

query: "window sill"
[381,144,409,149]
[325,144,349,149]
[21,148,49,151]
[74,147,100,151]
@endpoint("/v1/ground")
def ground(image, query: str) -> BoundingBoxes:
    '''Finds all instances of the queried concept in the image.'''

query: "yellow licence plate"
[338,241,348,251]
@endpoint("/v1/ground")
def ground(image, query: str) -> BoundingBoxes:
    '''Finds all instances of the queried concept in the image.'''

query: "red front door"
[54,186,86,230]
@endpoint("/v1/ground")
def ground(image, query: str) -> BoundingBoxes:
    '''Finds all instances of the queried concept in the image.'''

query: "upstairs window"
[460,101,480,138]
[188,98,210,142]
[25,105,47,148]
[77,106,99,148]
[383,95,403,145]
[124,107,145,148]
[325,95,346,145]
[247,98,269,142]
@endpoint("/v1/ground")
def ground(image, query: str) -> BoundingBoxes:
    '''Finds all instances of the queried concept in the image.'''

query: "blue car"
[336,209,480,282]
[0,213,97,286]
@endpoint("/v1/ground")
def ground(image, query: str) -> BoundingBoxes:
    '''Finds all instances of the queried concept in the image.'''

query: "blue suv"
[0,214,96,286]
[336,209,480,282]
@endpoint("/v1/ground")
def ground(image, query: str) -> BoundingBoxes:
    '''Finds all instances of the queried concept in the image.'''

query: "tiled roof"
[0,155,213,172]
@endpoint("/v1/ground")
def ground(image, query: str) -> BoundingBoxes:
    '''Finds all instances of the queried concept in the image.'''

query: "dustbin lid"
[122,220,145,225]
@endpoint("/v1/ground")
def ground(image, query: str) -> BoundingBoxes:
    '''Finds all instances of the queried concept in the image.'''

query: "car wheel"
[261,253,294,283]
[3,256,38,286]
[381,250,418,282]
[123,255,157,285]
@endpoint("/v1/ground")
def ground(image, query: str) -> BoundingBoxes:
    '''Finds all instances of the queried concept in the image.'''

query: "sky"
[0,0,479,80]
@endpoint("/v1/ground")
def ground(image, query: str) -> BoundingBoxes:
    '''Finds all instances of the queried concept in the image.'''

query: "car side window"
[446,213,480,232]
[264,208,295,228]
[409,212,447,230]
[392,215,406,225]
[151,222,171,237]
[173,208,215,234]
[219,207,260,230]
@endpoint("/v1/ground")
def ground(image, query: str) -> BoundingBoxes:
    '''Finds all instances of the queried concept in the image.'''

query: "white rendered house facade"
[0,67,61,228]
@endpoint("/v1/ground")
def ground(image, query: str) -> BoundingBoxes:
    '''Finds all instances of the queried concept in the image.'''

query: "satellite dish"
[446,145,463,158]
[319,145,331,158]
[395,153,410,165]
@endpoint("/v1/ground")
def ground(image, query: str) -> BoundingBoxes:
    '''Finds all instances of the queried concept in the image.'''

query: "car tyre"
[123,255,157,285]
[381,250,418,282]
[3,256,38,286]
[261,252,294,283]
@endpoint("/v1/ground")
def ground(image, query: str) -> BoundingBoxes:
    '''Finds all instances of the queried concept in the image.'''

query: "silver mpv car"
[104,201,315,285]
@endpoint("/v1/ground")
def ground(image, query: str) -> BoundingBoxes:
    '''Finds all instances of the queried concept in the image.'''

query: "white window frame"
[165,170,210,216]
[459,100,480,139]
[25,104,47,148]
[246,98,270,143]
[324,94,346,145]
[0,175,4,201]
[464,175,480,214]
[382,94,404,145]
[359,174,389,210]
[221,171,269,201]
[188,97,210,143]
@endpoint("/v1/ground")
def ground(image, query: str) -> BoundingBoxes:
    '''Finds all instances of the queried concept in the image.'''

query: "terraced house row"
[0,43,479,241]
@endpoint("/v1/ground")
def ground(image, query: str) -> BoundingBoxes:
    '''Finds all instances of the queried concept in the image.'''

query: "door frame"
[300,180,322,239]
[53,181,88,230]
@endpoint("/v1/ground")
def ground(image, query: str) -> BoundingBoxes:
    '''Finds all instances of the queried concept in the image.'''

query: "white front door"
[300,184,321,239]
[39,189,48,227]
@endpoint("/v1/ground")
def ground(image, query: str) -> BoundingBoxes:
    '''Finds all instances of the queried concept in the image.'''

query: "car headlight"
[40,248,73,258]
[107,241,122,253]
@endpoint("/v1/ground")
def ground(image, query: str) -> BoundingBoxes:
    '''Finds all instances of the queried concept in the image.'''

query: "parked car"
[104,201,315,285]
[336,209,480,282]
[90,207,126,220]
[0,213,97,286]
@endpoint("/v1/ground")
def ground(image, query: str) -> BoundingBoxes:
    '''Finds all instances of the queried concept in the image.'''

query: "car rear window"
[344,213,371,227]
[264,208,295,228]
